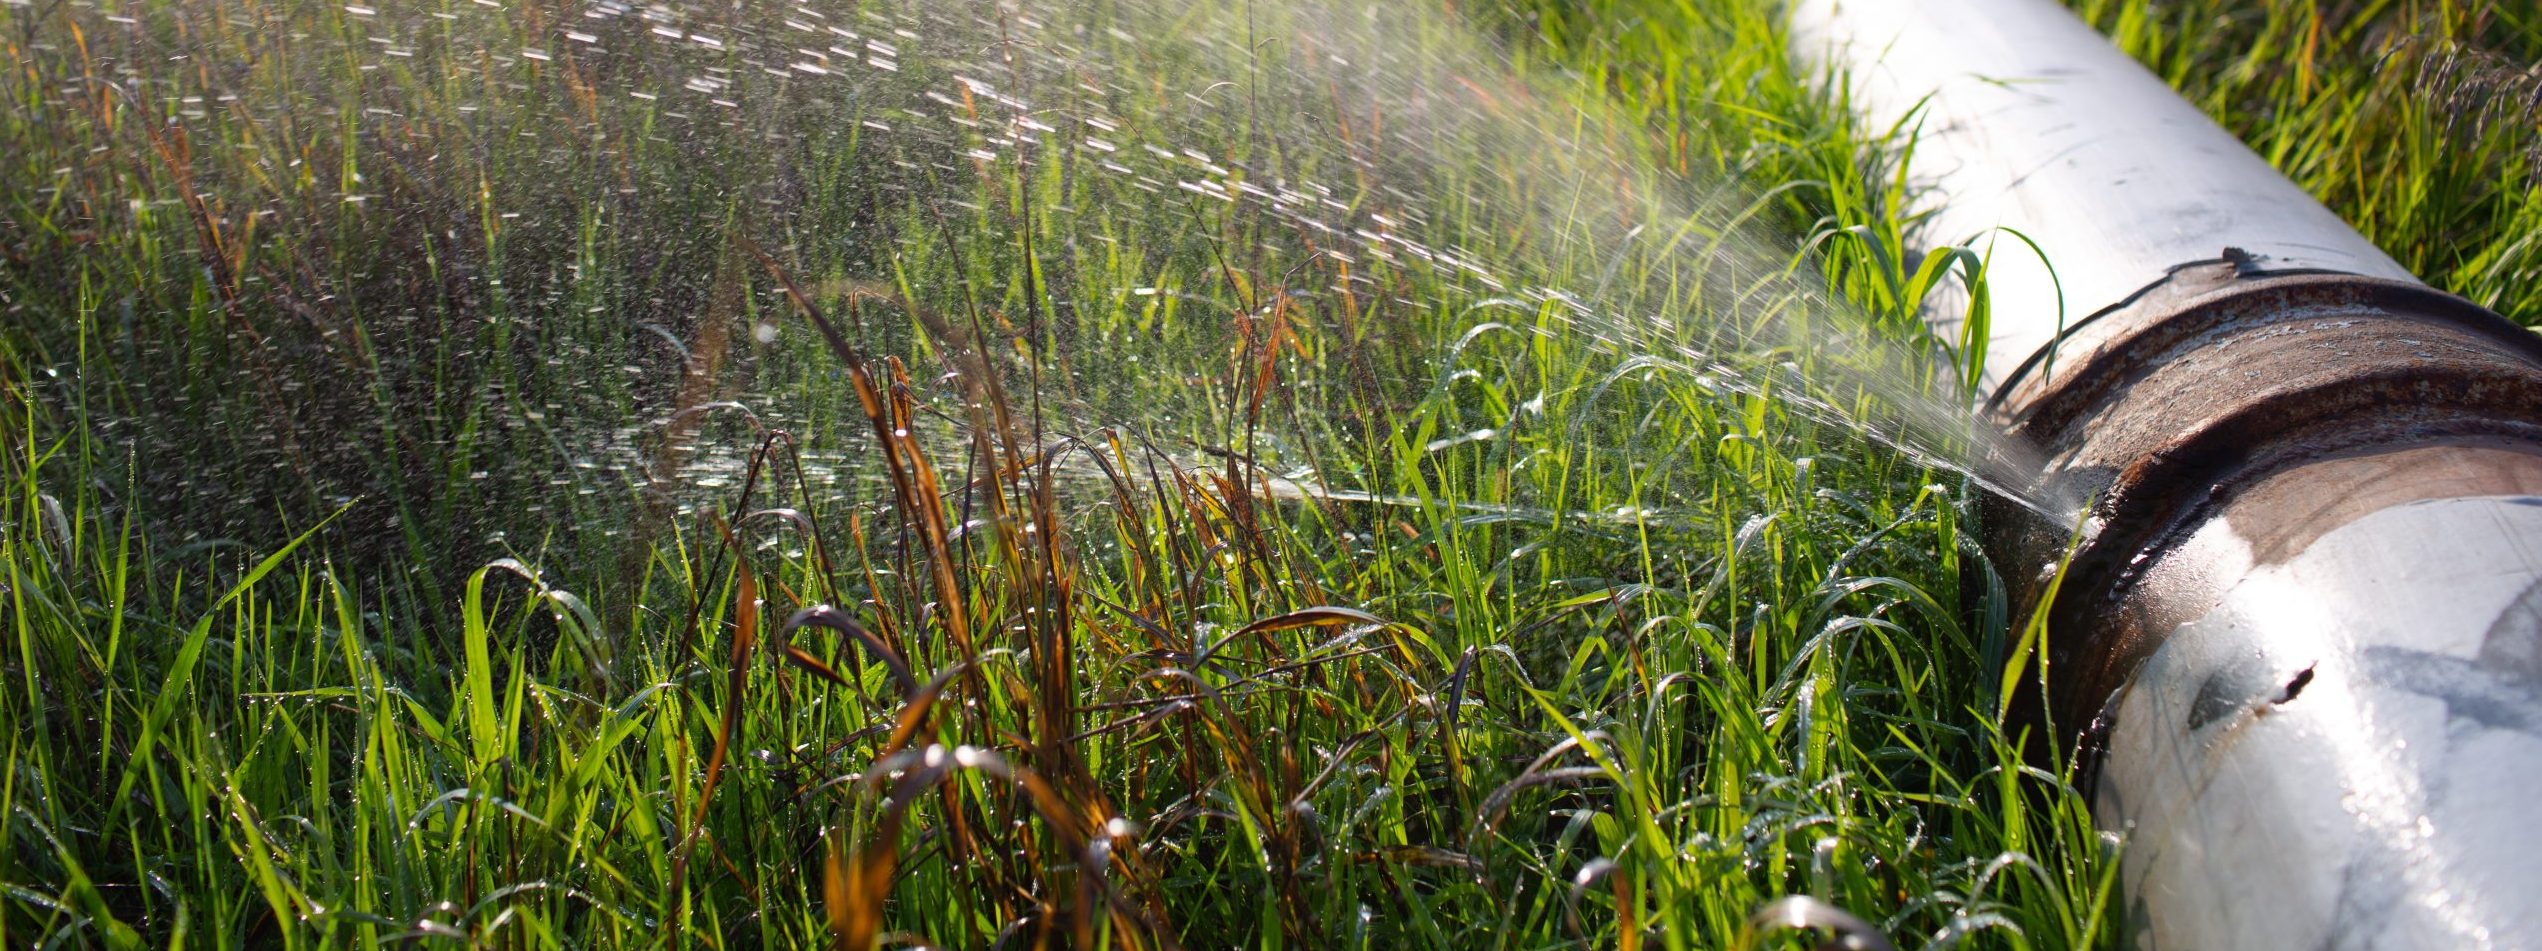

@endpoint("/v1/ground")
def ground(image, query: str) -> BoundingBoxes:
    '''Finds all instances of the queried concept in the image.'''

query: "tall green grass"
[2,0,2117,946]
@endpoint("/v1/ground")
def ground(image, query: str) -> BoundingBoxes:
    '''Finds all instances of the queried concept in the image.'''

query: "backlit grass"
[0,0,2120,947]
[2070,0,2542,324]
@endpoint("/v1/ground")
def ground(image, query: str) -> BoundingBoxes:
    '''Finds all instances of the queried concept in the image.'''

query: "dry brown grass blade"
[823,835,855,950]
[1616,864,1640,951]
[743,234,1009,557]
[734,218,1176,950]
[746,242,972,668]
[877,665,964,758]
[876,357,981,656]
[707,237,978,670]
[833,831,899,951]
[778,605,917,698]
[1561,857,1640,949]
[1235,606,1386,638]
[833,354,980,670]
[1228,605,1391,665]
[670,561,759,928]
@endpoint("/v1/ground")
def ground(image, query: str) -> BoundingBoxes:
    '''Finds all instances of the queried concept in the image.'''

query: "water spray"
[1794,0,2542,946]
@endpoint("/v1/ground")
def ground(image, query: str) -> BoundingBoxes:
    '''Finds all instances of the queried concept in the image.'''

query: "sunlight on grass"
[0,0,2118,946]
[2070,0,2542,325]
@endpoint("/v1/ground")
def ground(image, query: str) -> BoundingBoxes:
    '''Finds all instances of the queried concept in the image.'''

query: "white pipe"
[1787,0,2415,392]
[1788,2,2542,948]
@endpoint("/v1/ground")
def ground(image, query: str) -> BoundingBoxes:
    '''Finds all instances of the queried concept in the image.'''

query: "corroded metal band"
[1985,262,2542,750]
[1992,262,2542,455]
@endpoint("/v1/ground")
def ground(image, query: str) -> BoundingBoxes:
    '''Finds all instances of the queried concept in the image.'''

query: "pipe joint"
[1987,261,2542,749]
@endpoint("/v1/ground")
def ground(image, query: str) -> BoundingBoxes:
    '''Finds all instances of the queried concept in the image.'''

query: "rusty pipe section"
[1791,0,2542,948]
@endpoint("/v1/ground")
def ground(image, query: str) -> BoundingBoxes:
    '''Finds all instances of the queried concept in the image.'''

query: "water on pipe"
[1791,1,2542,947]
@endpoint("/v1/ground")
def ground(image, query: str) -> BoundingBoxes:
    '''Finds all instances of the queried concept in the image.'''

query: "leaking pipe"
[1789,1,2542,947]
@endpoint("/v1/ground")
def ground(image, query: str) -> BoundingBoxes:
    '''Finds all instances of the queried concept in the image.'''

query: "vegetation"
[0,0,2140,946]
[2070,0,2542,324]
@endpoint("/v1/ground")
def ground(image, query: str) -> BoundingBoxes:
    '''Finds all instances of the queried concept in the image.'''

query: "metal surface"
[2102,496,2542,949]
[1789,1,2542,948]
[1787,0,2416,393]
[1984,262,2542,737]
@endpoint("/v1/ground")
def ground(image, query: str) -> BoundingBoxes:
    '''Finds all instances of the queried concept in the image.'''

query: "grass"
[0,0,2133,946]
[2069,0,2542,324]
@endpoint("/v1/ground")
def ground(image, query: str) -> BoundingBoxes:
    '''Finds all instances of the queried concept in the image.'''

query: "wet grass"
[2070,0,2542,324]
[1,0,2119,947]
